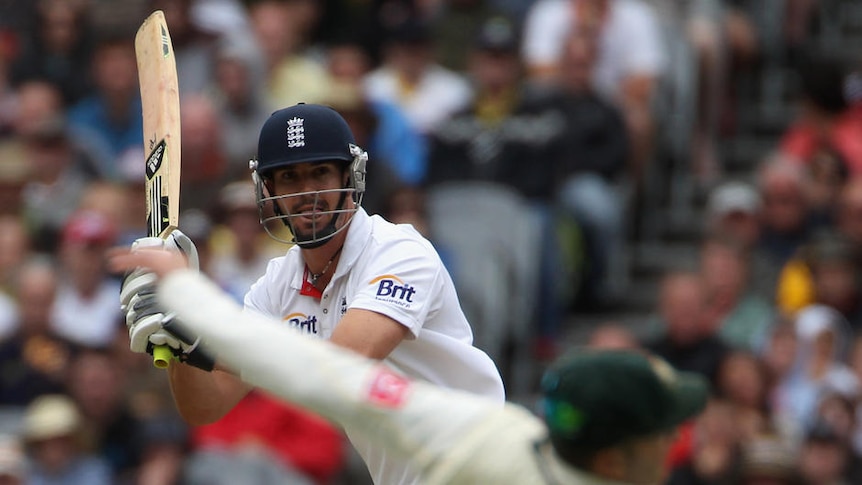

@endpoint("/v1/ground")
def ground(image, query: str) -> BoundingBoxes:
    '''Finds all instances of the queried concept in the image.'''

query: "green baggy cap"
[541,349,708,452]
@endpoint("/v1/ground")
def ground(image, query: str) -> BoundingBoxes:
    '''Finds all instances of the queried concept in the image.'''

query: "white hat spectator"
[219,181,258,212]
[22,395,81,442]
[707,181,762,218]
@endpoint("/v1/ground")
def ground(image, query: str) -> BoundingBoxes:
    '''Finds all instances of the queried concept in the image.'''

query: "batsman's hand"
[118,230,213,371]
[119,228,198,309]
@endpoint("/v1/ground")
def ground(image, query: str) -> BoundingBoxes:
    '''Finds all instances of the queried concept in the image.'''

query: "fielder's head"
[541,350,708,484]
[250,103,367,248]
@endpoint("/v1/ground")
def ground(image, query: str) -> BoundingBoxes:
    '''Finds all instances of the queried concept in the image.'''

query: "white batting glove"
[119,229,199,310]
[120,229,202,355]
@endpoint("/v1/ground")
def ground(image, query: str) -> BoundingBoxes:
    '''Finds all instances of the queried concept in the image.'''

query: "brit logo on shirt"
[286,117,305,147]
[340,296,347,316]
[283,312,318,334]
[369,274,416,308]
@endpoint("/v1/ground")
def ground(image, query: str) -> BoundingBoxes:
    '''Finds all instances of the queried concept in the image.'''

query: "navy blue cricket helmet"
[249,103,368,247]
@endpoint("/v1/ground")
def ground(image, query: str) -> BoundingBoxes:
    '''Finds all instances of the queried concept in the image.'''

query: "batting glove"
[120,230,214,371]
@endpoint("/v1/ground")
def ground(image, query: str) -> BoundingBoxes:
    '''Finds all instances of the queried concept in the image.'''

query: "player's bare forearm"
[329,308,410,360]
[167,362,251,426]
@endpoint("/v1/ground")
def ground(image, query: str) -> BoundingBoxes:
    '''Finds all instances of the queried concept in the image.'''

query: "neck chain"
[308,246,343,286]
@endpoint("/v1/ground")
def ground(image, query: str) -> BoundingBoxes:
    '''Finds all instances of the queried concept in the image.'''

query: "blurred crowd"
[0,0,858,483]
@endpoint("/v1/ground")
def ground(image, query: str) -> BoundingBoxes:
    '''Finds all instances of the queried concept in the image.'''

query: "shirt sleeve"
[349,239,442,337]
[242,258,282,318]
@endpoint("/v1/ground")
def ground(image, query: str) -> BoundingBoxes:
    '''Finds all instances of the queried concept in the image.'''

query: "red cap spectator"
[61,210,117,247]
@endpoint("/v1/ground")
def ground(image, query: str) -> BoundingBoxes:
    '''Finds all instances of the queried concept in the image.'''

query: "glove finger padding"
[125,291,160,328]
[120,269,157,311]
[165,229,199,271]
[121,236,166,313]
[129,313,166,353]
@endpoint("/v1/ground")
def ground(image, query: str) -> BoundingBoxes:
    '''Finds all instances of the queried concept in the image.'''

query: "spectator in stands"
[9,0,93,105]
[0,258,69,406]
[772,175,859,313]
[10,80,65,137]
[325,38,428,186]
[51,210,120,349]
[0,38,19,137]
[848,335,862,456]
[643,269,730,386]
[364,15,472,135]
[22,394,112,485]
[773,305,858,431]
[522,0,666,182]
[667,398,739,484]
[207,36,271,180]
[814,391,859,451]
[553,29,629,308]
[2,78,112,210]
[150,0,218,96]
[0,215,30,296]
[798,420,857,485]
[426,15,562,200]
[777,231,862,326]
[249,0,331,108]
[705,180,780,300]
[757,155,819,274]
[115,149,149,244]
[76,181,139,249]
[837,177,862,246]
[431,0,500,72]
[0,80,99,193]
[382,186,431,239]
[783,0,821,54]
[66,347,187,484]
[20,119,101,253]
[209,181,282,302]
[586,322,641,350]
[736,435,800,485]
[805,235,862,328]
[178,94,227,211]
[760,318,799,429]
[699,233,774,351]
[645,0,759,185]
[714,350,772,441]
[706,180,762,247]
[779,49,862,176]
[324,88,406,216]
[805,148,850,226]
[426,15,571,357]
[66,33,142,171]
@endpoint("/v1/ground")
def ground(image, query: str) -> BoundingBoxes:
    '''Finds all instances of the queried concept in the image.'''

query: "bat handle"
[153,345,173,369]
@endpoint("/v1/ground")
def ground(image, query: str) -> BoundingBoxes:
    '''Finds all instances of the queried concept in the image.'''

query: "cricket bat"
[136,10,181,369]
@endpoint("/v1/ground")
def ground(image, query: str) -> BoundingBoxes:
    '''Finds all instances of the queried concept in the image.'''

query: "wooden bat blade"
[136,10,182,369]
[136,10,181,239]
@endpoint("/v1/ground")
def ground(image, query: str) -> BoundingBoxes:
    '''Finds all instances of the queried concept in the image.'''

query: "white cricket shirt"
[244,208,505,484]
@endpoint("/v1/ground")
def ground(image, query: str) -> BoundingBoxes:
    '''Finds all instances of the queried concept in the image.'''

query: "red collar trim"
[300,267,323,299]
